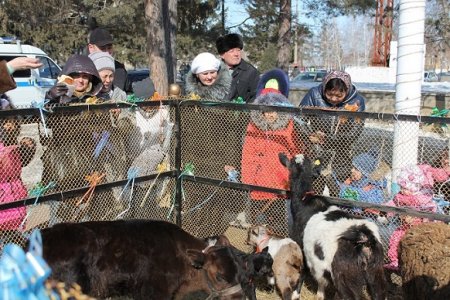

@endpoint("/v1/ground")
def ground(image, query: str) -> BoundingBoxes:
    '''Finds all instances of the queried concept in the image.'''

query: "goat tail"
[339,224,385,267]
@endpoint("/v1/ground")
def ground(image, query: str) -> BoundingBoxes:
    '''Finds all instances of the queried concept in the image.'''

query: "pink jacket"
[0,142,27,230]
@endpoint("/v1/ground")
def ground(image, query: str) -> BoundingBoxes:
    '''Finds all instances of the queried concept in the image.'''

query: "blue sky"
[226,0,317,30]
[226,1,249,28]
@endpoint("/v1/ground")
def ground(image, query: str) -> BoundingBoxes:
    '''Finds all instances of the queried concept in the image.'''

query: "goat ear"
[279,152,290,167]
[261,246,269,253]
[186,249,205,269]
[216,235,232,246]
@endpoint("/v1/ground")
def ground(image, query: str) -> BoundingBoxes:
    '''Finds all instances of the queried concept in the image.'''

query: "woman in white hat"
[184,52,231,101]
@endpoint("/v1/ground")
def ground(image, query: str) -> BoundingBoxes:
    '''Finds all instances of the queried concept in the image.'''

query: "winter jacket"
[46,54,103,104]
[241,114,302,200]
[300,83,365,136]
[184,62,232,101]
[113,60,128,91]
[0,60,16,94]
[300,83,366,110]
[338,175,386,204]
[0,142,27,230]
[97,86,127,102]
[225,59,260,103]
[298,82,366,178]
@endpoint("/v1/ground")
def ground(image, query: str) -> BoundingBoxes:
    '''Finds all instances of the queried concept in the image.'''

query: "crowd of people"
[1,30,448,265]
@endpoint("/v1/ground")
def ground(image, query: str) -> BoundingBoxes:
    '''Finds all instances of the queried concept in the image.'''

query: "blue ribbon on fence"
[226,169,239,182]
[0,230,53,300]
[93,131,111,159]
[31,100,50,138]
[116,167,140,219]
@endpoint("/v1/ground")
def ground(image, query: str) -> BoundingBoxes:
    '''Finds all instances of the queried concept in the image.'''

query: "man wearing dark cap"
[216,33,259,103]
[88,27,128,91]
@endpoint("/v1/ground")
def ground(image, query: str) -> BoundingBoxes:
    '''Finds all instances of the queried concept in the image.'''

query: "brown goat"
[399,222,450,299]
[247,225,304,300]
[41,220,246,300]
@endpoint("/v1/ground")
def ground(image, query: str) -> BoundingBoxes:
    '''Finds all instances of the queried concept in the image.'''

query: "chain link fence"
[1,99,449,291]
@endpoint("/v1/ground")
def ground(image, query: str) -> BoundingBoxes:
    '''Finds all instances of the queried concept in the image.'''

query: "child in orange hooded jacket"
[241,69,304,232]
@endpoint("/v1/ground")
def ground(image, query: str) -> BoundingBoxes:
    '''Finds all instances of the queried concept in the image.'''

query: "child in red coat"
[241,69,304,233]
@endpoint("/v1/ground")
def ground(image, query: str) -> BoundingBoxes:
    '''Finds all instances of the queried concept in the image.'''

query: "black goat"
[279,153,387,300]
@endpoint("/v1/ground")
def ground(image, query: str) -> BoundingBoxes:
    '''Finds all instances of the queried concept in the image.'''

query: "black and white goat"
[279,153,386,300]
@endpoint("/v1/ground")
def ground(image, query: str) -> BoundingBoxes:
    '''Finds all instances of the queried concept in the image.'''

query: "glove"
[46,83,68,101]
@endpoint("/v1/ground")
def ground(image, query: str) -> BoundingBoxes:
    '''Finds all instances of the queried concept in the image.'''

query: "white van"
[0,37,61,108]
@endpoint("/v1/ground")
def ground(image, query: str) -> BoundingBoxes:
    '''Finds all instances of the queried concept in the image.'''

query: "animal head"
[246,225,273,247]
[279,153,323,186]
[248,247,274,279]
[187,246,245,299]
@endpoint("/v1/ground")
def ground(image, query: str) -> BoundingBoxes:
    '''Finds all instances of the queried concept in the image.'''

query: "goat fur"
[279,153,387,300]
[399,222,450,299]
[247,225,303,300]
[40,220,246,300]
[204,234,275,300]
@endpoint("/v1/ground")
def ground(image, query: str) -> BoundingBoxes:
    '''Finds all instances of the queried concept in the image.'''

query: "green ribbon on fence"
[430,107,449,129]
[342,188,359,201]
[126,94,144,104]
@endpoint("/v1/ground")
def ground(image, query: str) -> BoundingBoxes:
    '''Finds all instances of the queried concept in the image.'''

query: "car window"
[0,55,30,78]
[38,56,60,79]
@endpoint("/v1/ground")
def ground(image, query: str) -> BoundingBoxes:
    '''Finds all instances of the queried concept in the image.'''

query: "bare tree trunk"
[276,0,291,72]
[144,0,177,96]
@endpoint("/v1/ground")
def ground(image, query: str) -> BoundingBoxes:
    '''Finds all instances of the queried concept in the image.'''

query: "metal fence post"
[174,101,183,226]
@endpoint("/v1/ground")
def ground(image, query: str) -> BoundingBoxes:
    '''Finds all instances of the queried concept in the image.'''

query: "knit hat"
[216,33,244,54]
[256,68,290,98]
[253,68,292,107]
[352,152,378,177]
[89,28,113,47]
[190,52,221,74]
[89,51,115,72]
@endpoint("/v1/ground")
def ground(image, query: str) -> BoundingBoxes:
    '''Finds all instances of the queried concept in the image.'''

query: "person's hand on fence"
[309,131,326,144]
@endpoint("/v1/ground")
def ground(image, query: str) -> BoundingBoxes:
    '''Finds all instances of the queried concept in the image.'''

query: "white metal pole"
[392,0,426,189]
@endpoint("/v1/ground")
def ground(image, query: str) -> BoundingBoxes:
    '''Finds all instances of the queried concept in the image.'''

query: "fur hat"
[216,33,244,54]
[256,68,289,98]
[352,152,378,177]
[190,52,221,75]
[89,51,115,72]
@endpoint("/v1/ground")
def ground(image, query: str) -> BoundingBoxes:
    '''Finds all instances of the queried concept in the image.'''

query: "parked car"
[0,37,61,108]
[424,71,439,82]
[438,72,450,82]
[291,71,326,83]
[125,69,150,94]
